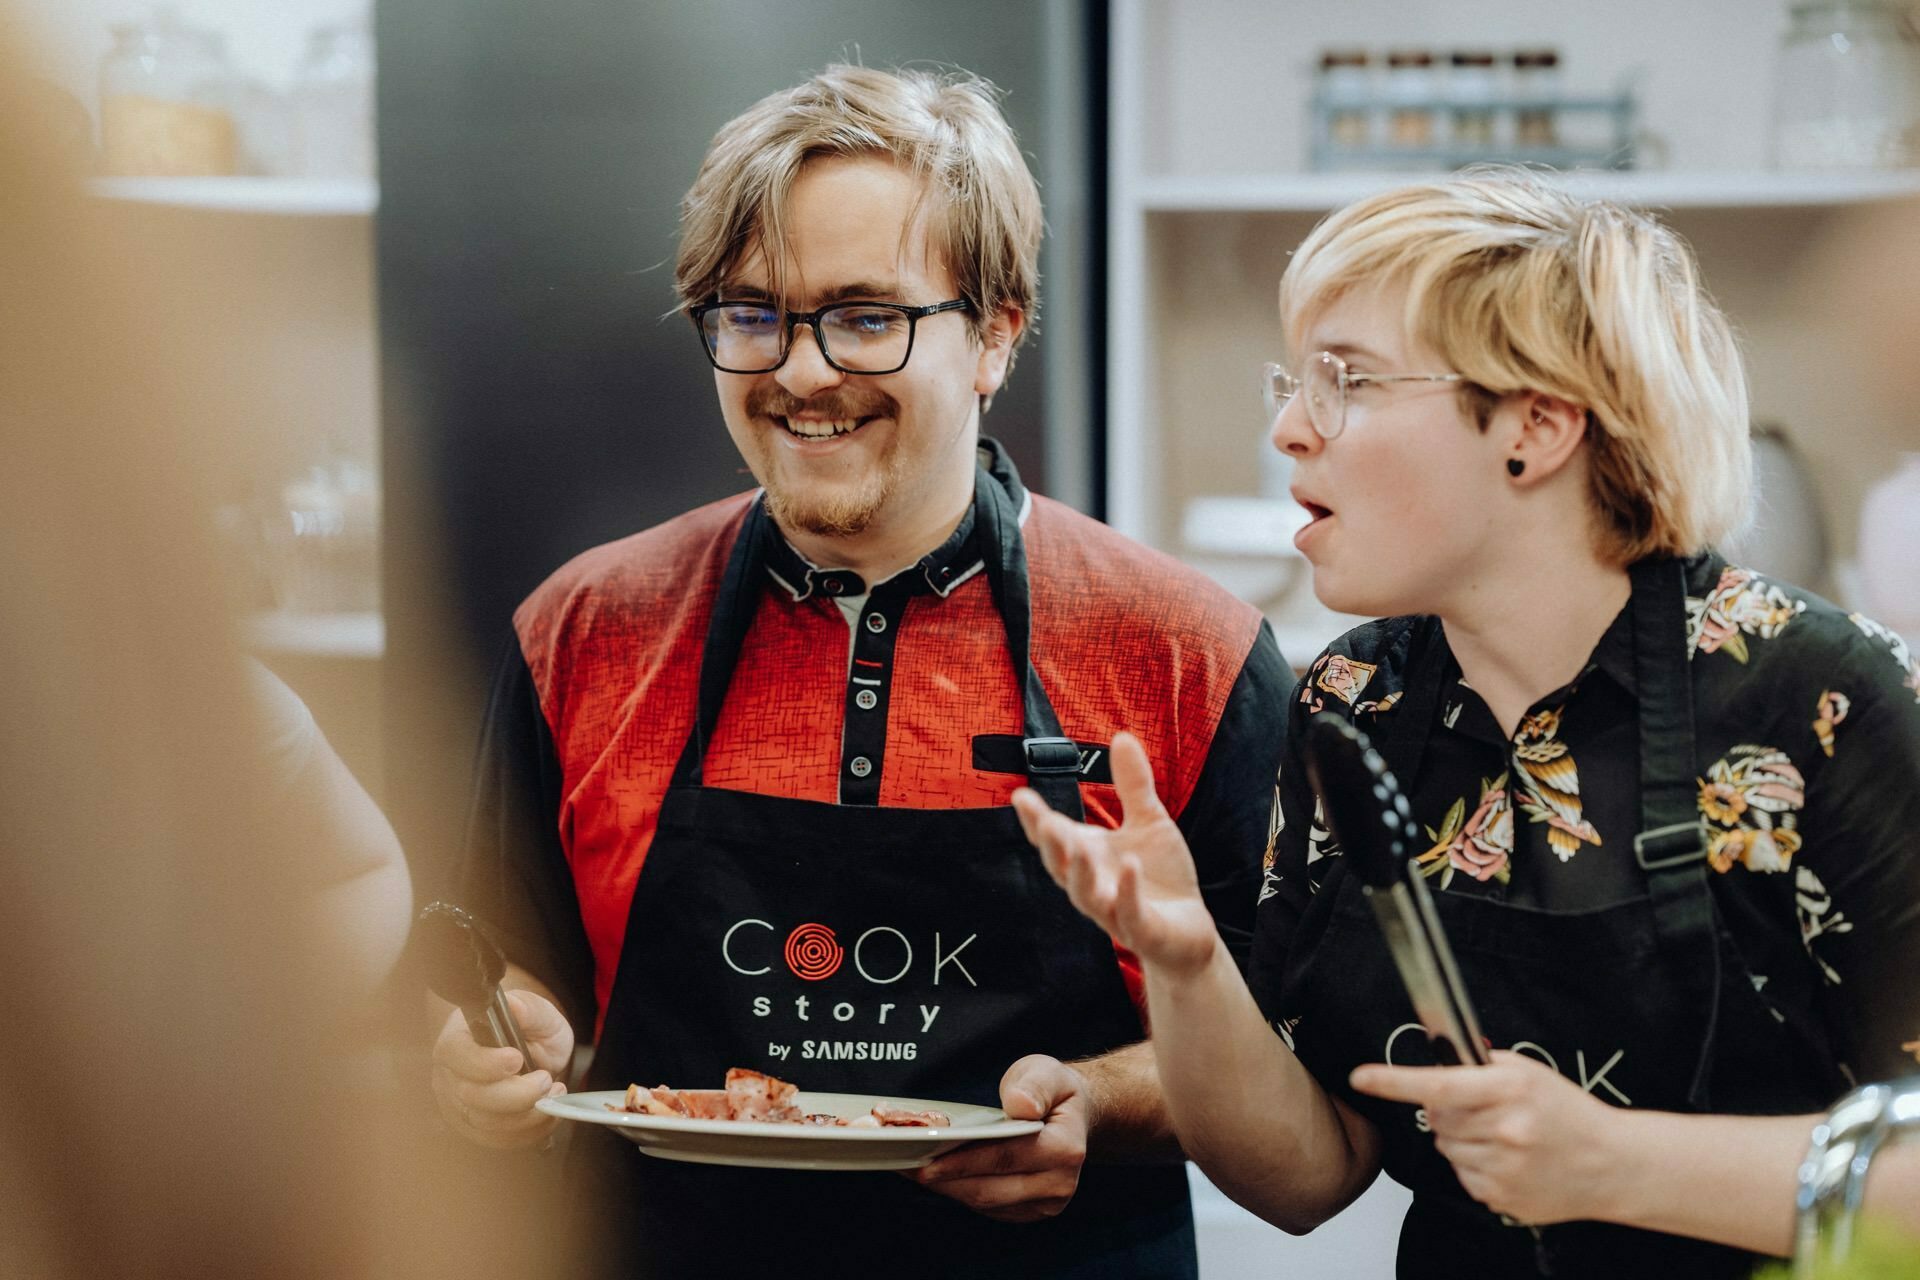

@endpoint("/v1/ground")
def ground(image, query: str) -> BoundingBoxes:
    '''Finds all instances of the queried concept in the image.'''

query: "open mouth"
[1299,499,1333,523]
[780,415,879,440]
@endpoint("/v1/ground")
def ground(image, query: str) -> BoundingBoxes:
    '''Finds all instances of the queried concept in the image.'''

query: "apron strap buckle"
[1023,736,1084,775]
[1634,820,1708,871]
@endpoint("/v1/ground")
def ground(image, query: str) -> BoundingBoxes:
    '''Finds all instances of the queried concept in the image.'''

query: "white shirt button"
[865,612,887,634]
[855,689,878,710]
[849,756,873,778]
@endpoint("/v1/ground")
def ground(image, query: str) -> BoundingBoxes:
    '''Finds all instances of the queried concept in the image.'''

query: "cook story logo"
[719,917,982,1066]
[783,922,843,980]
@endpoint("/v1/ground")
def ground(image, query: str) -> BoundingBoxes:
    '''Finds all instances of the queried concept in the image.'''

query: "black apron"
[570,469,1195,1278]
[1275,559,1846,1279]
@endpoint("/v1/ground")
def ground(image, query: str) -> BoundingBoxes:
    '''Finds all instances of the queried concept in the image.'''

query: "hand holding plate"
[904,1054,1089,1222]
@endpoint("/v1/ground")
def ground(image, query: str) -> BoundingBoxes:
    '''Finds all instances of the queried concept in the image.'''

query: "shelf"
[90,177,378,216]
[246,610,385,659]
[1133,169,1920,213]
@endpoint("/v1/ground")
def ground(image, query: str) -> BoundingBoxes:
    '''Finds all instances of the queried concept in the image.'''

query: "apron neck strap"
[1628,555,1720,1110]
[1375,616,1449,784]
[1374,563,1719,1107]
[672,473,1084,820]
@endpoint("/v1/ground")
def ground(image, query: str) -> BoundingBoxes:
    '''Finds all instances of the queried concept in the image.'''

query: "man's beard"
[764,459,896,536]
[745,386,901,538]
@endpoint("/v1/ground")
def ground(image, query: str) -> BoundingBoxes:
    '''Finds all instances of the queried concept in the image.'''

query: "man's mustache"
[747,388,897,420]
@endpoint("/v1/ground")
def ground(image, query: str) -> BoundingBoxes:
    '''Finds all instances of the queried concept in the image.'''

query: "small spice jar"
[1385,50,1439,150]
[98,11,239,176]
[1512,49,1562,149]
[1319,50,1373,152]
[1449,51,1500,150]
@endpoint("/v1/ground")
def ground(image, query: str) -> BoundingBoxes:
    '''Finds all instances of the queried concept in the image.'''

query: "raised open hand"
[1011,731,1219,978]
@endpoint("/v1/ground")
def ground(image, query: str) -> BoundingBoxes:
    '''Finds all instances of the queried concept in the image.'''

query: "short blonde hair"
[1280,168,1751,562]
[675,64,1042,366]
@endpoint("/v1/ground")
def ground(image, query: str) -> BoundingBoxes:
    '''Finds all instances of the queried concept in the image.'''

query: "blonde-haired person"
[1015,169,1920,1278]
[435,63,1289,1278]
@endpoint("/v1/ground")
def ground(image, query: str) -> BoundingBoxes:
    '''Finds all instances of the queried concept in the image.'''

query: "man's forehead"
[723,237,952,302]
[721,159,954,303]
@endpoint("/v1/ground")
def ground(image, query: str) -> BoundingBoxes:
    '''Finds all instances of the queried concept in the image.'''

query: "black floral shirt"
[1248,553,1920,1085]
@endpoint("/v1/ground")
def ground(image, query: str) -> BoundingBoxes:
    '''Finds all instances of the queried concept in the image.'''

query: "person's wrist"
[1151,928,1229,985]
[1582,1103,1651,1225]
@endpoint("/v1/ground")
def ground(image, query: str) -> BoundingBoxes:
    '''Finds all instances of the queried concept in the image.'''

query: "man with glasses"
[434,64,1289,1278]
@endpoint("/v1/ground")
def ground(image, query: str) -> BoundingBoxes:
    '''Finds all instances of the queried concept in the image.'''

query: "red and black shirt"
[455,441,1290,1038]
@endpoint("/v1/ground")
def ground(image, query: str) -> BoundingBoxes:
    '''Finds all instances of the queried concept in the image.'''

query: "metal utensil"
[415,900,536,1072]
[1303,715,1554,1267]
[1304,714,1488,1067]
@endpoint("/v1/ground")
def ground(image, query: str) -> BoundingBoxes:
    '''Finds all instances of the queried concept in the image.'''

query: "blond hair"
[675,64,1042,366]
[1280,168,1751,562]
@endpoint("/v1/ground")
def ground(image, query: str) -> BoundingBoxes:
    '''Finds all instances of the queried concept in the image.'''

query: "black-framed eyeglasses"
[1263,351,1464,440]
[689,298,971,375]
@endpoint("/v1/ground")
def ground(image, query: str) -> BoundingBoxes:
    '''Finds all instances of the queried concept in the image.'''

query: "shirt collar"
[1592,551,1722,696]
[761,436,1026,603]
[1439,552,1718,733]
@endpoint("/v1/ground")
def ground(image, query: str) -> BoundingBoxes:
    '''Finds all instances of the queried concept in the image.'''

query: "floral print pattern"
[1299,652,1379,714]
[1416,773,1513,886]
[1851,613,1920,703]
[1687,566,1804,663]
[1260,778,1286,903]
[1512,707,1602,862]
[1813,690,1850,758]
[1698,745,1805,873]
[1795,865,1852,985]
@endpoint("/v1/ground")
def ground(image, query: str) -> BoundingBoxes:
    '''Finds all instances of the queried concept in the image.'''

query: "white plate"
[537,1090,1042,1171]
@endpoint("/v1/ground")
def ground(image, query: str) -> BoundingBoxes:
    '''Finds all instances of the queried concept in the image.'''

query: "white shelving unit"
[1136,169,1920,214]
[91,176,379,216]
[86,177,383,667]
[1111,0,1920,669]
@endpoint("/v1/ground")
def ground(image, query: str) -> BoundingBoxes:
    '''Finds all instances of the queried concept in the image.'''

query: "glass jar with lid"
[1511,49,1562,149]
[1318,50,1373,152]
[1448,51,1500,151]
[1384,50,1439,152]
[292,20,376,180]
[1771,0,1920,169]
[98,9,239,176]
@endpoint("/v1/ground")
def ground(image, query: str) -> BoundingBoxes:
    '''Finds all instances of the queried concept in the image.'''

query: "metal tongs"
[415,900,537,1073]
[1304,715,1488,1067]
[1304,716,1556,1265]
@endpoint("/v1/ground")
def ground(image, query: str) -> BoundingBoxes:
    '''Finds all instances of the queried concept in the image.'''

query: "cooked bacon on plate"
[614,1069,950,1127]
[725,1067,803,1122]
[871,1104,953,1127]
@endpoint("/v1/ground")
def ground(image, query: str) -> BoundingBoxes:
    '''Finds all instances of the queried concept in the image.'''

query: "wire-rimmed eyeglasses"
[1263,351,1465,440]
[689,298,971,375]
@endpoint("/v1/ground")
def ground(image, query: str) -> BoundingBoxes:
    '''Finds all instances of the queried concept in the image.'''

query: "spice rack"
[1307,91,1638,172]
